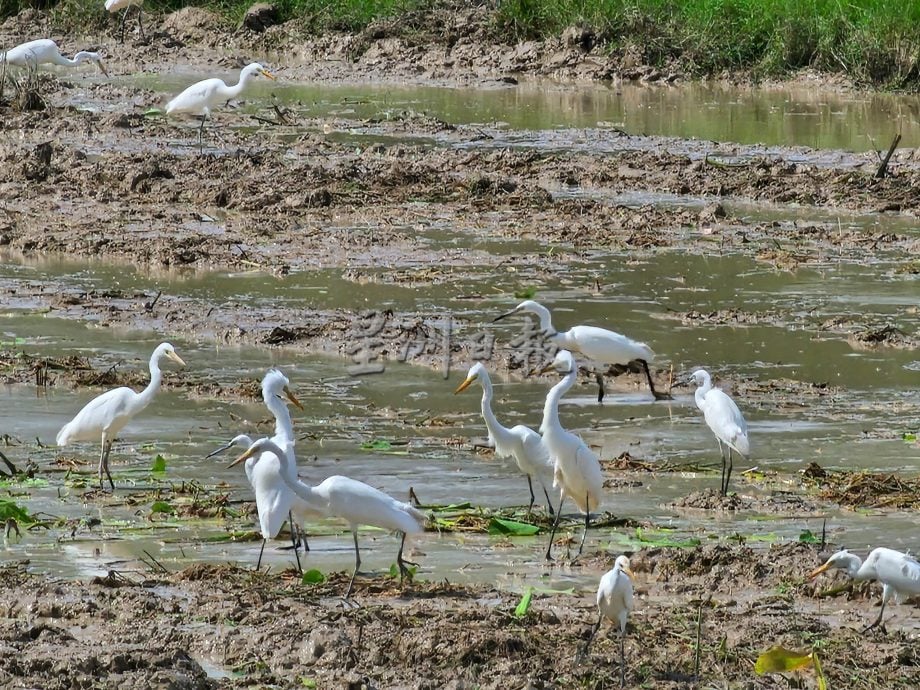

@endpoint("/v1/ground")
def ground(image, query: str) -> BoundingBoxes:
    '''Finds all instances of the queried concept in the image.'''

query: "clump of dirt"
[802,462,920,509]
[671,488,754,511]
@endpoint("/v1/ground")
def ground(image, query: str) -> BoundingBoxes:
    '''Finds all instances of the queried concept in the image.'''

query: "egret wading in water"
[56,342,185,490]
[165,63,276,150]
[494,300,669,403]
[582,555,634,688]
[689,369,749,495]
[231,437,426,599]
[1,39,108,75]
[538,350,604,561]
[206,369,319,573]
[809,547,920,632]
[105,0,145,43]
[454,362,556,517]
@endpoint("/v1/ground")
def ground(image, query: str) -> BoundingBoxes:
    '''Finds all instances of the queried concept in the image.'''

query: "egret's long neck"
[260,439,320,505]
[848,556,866,579]
[532,304,556,336]
[694,376,712,407]
[478,373,508,440]
[135,351,164,410]
[264,390,294,443]
[226,71,254,99]
[53,52,81,67]
[541,370,575,434]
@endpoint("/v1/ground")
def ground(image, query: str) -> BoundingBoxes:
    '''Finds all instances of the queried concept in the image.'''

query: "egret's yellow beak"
[454,376,476,394]
[623,566,635,579]
[283,386,304,410]
[228,446,258,469]
[807,561,833,579]
[166,351,186,366]
[261,69,277,80]
[97,60,109,77]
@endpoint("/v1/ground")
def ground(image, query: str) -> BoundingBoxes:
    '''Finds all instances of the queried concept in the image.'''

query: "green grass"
[3,0,918,86]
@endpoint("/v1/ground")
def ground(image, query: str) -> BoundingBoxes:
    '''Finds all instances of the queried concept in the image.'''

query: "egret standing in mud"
[105,0,145,43]
[809,547,920,632]
[165,62,276,151]
[206,370,317,572]
[494,300,669,402]
[538,350,604,561]
[582,555,634,688]
[454,362,556,516]
[56,342,185,490]
[689,368,749,495]
[230,437,426,599]
[1,39,108,75]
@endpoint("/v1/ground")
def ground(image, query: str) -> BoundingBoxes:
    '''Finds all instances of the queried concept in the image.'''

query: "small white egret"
[105,0,144,43]
[689,369,749,495]
[538,350,604,561]
[1,39,108,75]
[165,63,276,150]
[809,547,920,632]
[583,555,635,688]
[231,437,426,599]
[56,342,185,490]
[206,369,319,572]
[454,362,556,516]
[494,299,669,402]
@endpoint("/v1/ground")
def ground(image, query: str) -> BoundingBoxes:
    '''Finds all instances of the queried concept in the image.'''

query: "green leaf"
[301,569,325,585]
[143,108,163,117]
[755,646,814,675]
[151,455,167,473]
[904,432,917,442]
[389,562,417,581]
[298,679,317,689]
[0,499,33,524]
[633,527,701,548]
[360,439,392,451]
[487,517,540,536]
[150,500,175,515]
[513,587,533,617]
[812,650,827,690]
[798,529,819,544]
[513,287,537,299]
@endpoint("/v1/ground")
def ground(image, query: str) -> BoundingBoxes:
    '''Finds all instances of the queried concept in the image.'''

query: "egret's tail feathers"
[56,423,74,447]
[732,434,750,457]
[404,503,427,532]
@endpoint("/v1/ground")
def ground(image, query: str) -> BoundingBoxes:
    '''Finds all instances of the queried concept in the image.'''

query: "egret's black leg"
[580,612,602,659]
[396,532,418,584]
[717,440,727,496]
[197,116,206,152]
[344,529,361,599]
[99,438,115,492]
[526,475,536,518]
[288,514,302,575]
[724,448,734,495]
[861,594,889,633]
[545,495,565,561]
[575,492,590,559]
[619,630,627,688]
[137,7,145,40]
[640,359,672,400]
[595,372,605,403]
[255,538,266,571]
[542,485,556,517]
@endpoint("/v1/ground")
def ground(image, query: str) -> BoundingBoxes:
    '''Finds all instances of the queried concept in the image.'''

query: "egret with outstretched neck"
[583,555,635,688]
[1,39,107,75]
[56,342,185,490]
[165,63,276,150]
[809,547,920,632]
[231,437,426,599]
[454,362,555,516]
[689,369,749,495]
[538,350,604,561]
[494,300,668,402]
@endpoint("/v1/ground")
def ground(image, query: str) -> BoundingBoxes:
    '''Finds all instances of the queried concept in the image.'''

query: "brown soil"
[3,8,920,688]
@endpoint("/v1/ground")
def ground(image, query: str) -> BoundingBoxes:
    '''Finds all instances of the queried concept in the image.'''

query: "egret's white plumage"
[690,368,749,495]
[56,342,185,490]
[232,437,426,599]
[494,299,667,401]
[454,362,555,515]
[1,39,107,75]
[539,350,604,561]
[809,547,920,631]
[105,0,145,42]
[584,555,635,688]
[165,63,276,149]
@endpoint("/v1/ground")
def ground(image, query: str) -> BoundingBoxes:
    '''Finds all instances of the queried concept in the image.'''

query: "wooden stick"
[875,133,901,179]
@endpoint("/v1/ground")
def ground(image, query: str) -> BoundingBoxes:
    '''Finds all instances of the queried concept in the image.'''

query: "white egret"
[454,362,556,516]
[538,349,604,561]
[494,299,669,402]
[231,437,426,599]
[809,547,920,632]
[56,342,185,490]
[689,369,749,495]
[165,63,276,150]
[206,369,319,572]
[583,555,635,688]
[105,0,144,43]
[1,39,108,75]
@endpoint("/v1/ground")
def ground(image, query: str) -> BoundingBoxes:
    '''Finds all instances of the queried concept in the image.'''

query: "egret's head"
[245,62,276,81]
[493,299,545,323]
[614,555,634,579]
[74,50,108,76]
[156,342,186,367]
[262,369,304,410]
[454,362,487,394]
[228,438,270,468]
[536,349,575,376]
[688,369,709,387]
[205,434,252,459]
[808,549,861,580]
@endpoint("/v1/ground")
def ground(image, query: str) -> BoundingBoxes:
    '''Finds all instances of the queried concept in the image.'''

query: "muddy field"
[2,6,920,689]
